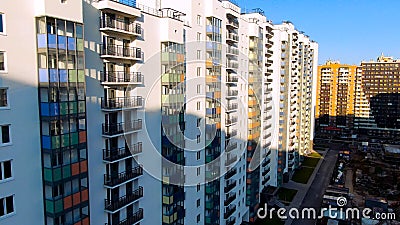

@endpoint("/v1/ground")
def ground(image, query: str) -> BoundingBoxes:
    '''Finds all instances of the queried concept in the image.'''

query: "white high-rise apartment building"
[0,1,317,225]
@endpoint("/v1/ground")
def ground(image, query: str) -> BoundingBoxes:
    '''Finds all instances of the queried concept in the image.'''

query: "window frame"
[0,160,13,183]
[0,88,9,109]
[0,13,5,35]
[0,124,11,146]
[0,194,15,219]
[0,51,7,73]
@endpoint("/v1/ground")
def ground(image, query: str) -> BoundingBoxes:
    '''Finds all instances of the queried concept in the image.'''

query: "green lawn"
[292,167,315,184]
[302,157,320,168]
[308,151,323,158]
[278,187,298,203]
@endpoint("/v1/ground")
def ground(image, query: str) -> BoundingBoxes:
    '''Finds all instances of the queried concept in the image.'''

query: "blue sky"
[236,0,400,65]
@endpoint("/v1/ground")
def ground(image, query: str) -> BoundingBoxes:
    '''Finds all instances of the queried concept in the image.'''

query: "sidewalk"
[283,149,328,225]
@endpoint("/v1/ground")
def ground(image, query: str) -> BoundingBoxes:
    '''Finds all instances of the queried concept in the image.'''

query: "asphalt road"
[291,144,341,225]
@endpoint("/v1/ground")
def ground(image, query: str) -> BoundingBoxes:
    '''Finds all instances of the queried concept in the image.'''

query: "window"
[197,183,200,192]
[196,167,200,176]
[197,50,201,60]
[0,160,12,181]
[0,195,14,218]
[196,199,200,207]
[197,32,201,42]
[197,214,200,223]
[197,85,201,94]
[197,102,200,110]
[196,135,200,143]
[0,14,4,34]
[0,88,7,107]
[197,67,201,77]
[0,125,10,145]
[197,118,201,127]
[0,52,5,71]
[197,15,202,25]
[61,0,67,3]
[197,151,201,160]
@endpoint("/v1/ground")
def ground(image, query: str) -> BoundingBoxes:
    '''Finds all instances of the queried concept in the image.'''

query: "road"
[290,143,341,225]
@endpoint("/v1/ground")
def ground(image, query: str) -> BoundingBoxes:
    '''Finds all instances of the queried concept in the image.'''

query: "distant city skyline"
[236,0,400,65]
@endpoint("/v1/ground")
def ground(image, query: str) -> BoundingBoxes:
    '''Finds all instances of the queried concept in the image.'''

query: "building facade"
[354,55,400,138]
[316,61,358,132]
[0,0,318,225]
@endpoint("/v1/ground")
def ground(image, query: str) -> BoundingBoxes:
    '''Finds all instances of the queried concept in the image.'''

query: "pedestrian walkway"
[283,149,328,225]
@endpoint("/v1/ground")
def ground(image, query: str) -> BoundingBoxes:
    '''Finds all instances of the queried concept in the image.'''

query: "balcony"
[102,119,142,137]
[226,130,237,139]
[226,61,239,70]
[262,167,270,176]
[100,18,141,37]
[224,193,236,205]
[266,40,273,47]
[224,205,236,219]
[226,20,239,29]
[226,46,239,56]
[104,165,143,187]
[226,103,238,112]
[105,208,143,225]
[225,142,237,152]
[100,44,142,61]
[103,142,142,162]
[225,117,237,126]
[265,49,273,57]
[226,33,239,43]
[101,96,144,111]
[224,168,237,179]
[226,75,238,83]
[226,90,238,99]
[225,155,237,167]
[96,0,141,18]
[227,218,236,225]
[101,71,144,86]
[224,180,236,193]
[105,187,143,212]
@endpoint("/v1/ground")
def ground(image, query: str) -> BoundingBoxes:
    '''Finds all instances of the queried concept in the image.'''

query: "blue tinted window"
[37,34,47,48]
[40,103,50,116]
[0,14,3,33]
[49,69,58,82]
[42,136,51,149]
[59,70,68,82]
[49,103,59,116]
[39,69,49,82]
[67,37,76,50]
[58,36,66,49]
[48,34,57,49]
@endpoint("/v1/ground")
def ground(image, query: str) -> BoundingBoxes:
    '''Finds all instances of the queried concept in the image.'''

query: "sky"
[235,0,400,65]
